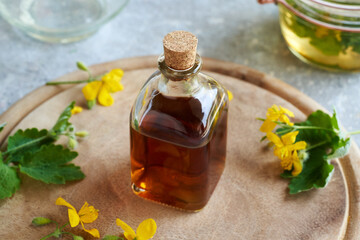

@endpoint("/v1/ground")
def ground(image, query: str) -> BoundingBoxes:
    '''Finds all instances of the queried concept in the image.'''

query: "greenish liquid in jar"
[279,3,360,71]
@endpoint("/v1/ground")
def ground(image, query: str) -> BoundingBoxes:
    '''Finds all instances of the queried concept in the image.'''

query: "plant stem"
[276,129,294,135]
[275,122,334,132]
[62,231,76,237]
[347,130,360,136]
[60,222,70,230]
[39,232,56,240]
[46,79,93,85]
[293,125,334,131]
[306,140,328,151]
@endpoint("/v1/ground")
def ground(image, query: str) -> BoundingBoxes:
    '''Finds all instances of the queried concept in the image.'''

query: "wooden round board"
[0,56,360,240]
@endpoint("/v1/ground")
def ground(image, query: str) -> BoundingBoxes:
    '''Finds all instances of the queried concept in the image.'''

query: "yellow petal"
[116,219,136,240]
[98,85,114,106]
[124,232,135,240]
[292,141,307,151]
[81,221,100,238]
[68,208,80,227]
[78,202,99,223]
[136,219,157,240]
[102,69,124,83]
[275,146,290,160]
[279,115,293,126]
[71,106,83,115]
[55,197,76,211]
[260,119,277,133]
[109,69,124,78]
[266,132,283,147]
[279,106,294,117]
[267,105,280,120]
[82,81,102,101]
[104,80,124,93]
[291,152,303,176]
[281,131,299,145]
[227,90,233,101]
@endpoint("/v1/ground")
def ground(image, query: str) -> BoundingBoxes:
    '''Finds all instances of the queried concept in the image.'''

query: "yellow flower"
[260,104,294,133]
[71,106,83,115]
[82,69,124,107]
[267,131,307,176]
[227,90,233,101]
[56,197,100,238]
[116,218,157,240]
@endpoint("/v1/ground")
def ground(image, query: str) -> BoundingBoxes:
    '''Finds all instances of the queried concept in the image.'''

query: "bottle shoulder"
[130,71,229,147]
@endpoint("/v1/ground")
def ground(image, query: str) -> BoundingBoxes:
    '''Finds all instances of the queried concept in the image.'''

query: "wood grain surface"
[0,56,359,240]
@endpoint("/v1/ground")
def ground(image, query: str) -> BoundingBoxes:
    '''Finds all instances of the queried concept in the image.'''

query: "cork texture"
[163,31,198,70]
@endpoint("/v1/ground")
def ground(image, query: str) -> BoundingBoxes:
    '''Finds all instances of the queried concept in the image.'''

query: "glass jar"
[129,31,229,211]
[259,0,360,72]
[0,0,129,43]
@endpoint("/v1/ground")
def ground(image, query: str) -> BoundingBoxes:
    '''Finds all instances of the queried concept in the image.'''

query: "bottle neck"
[157,54,202,96]
[158,54,202,81]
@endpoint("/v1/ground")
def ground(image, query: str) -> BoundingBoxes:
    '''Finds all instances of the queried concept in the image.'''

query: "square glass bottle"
[130,31,229,211]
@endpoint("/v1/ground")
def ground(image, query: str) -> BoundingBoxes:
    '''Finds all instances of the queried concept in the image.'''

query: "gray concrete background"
[0,0,360,144]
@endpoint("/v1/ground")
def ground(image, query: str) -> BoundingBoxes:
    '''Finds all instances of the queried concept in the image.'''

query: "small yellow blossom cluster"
[34,197,157,240]
[82,69,124,108]
[260,105,307,176]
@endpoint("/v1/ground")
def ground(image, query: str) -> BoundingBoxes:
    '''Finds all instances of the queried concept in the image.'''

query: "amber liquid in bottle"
[131,91,228,211]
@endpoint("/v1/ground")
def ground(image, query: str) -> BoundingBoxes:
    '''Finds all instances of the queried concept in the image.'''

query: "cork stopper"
[163,31,198,70]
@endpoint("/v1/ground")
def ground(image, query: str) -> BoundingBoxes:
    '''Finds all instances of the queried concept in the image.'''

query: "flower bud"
[32,217,52,226]
[75,131,89,138]
[68,137,78,150]
[76,62,89,71]
[73,235,84,240]
[298,150,309,162]
[87,99,96,109]
[67,125,76,133]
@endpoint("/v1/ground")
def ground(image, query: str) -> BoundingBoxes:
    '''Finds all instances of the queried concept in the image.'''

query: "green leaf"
[288,148,334,194]
[341,32,360,54]
[32,217,52,226]
[280,170,294,179]
[103,236,123,240]
[327,137,350,160]
[295,110,336,145]
[19,144,85,184]
[51,102,75,134]
[0,123,6,133]
[309,34,342,56]
[331,109,339,131]
[0,154,20,199]
[6,128,54,163]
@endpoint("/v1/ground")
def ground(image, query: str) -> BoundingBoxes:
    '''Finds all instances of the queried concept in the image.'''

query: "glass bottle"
[129,31,229,211]
[259,0,360,72]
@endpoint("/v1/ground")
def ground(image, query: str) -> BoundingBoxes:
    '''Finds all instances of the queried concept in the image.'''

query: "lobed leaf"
[19,144,85,184]
[0,154,21,199]
[295,110,337,145]
[6,128,53,163]
[288,148,334,194]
